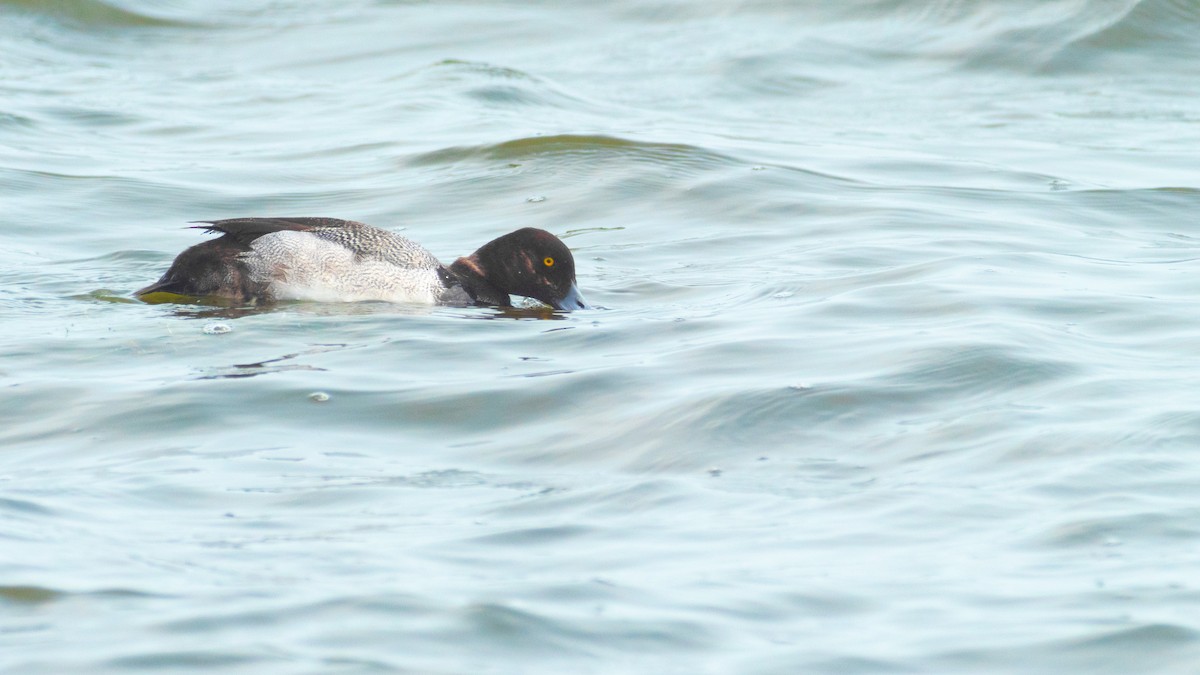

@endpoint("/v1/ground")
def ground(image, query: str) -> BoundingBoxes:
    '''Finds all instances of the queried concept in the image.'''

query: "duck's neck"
[448,255,512,307]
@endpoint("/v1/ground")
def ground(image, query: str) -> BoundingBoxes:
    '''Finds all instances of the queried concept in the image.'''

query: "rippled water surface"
[3,1,1200,672]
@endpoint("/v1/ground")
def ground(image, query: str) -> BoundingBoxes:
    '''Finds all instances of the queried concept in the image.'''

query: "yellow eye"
[543,257,555,267]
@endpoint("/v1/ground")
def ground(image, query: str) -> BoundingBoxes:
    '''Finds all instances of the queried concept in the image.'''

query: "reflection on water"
[124,293,578,321]
[194,344,345,380]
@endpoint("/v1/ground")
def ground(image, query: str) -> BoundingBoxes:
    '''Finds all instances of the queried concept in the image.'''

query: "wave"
[724,0,1200,75]
[0,0,198,28]
[1044,0,1200,72]
[412,133,731,165]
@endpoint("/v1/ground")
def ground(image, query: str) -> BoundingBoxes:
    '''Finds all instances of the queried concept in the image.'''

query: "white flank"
[244,231,445,304]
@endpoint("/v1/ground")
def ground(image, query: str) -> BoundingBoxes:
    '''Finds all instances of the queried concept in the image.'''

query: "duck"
[136,217,589,311]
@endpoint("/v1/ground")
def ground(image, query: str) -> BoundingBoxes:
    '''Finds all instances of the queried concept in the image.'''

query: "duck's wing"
[191,217,365,247]
[200,217,444,270]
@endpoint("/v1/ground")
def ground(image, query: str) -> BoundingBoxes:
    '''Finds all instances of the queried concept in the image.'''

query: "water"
[3,0,1200,672]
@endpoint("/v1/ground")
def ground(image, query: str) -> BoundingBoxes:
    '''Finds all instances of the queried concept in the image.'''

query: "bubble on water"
[202,322,231,335]
[309,392,330,403]
[526,195,546,203]
[772,291,794,299]
[788,382,813,391]
[707,467,723,477]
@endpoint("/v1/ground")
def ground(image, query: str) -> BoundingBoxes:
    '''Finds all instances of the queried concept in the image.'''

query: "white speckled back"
[242,228,456,304]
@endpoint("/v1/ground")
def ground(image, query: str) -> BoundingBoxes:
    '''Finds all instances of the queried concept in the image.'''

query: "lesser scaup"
[136,217,589,310]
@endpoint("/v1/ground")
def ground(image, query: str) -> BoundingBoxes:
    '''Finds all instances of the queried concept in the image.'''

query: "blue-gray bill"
[553,282,589,311]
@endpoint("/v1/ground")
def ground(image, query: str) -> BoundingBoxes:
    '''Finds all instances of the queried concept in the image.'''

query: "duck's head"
[452,228,589,311]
